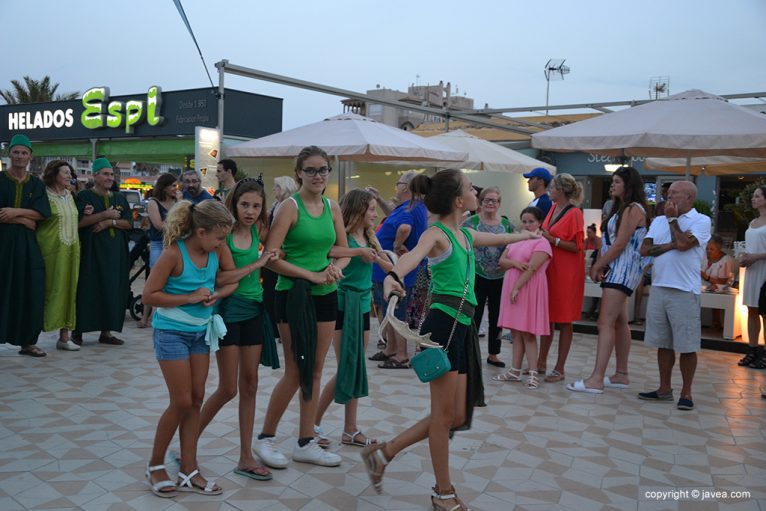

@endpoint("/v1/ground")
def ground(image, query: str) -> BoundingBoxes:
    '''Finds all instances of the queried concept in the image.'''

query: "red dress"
[543,205,585,323]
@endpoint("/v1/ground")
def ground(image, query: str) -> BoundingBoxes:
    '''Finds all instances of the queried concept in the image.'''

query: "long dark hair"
[410,169,464,216]
[153,173,178,201]
[603,166,649,233]
[225,178,268,233]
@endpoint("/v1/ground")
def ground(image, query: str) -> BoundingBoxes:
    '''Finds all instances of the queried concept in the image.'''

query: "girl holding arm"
[142,200,235,498]
[361,169,537,511]
[314,189,393,447]
[196,178,279,481]
[253,146,349,469]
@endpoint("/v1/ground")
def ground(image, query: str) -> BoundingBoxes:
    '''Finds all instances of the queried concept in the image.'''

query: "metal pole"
[545,77,550,117]
[217,60,227,141]
[685,156,691,179]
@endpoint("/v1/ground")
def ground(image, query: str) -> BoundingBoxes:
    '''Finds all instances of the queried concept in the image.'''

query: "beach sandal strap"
[147,463,167,473]
[177,468,200,488]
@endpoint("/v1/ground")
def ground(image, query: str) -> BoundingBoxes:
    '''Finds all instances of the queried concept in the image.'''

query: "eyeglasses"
[396,181,407,186]
[301,166,332,177]
[482,198,500,205]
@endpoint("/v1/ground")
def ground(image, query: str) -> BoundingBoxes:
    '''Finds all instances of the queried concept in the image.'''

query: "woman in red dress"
[538,173,584,383]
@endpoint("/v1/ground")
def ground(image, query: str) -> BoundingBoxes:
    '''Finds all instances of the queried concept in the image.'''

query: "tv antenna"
[649,76,670,100]
[544,59,570,116]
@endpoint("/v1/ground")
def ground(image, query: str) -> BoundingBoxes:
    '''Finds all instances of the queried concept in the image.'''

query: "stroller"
[127,228,150,321]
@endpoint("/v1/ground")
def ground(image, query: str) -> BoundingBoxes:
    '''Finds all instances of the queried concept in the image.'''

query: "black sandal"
[738,347,758,367]
[369,351,393,361]
[750,347,766,369]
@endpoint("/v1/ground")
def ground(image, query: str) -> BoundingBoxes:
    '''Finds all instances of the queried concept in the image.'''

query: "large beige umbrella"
[532,89,766,177]
[426,129,556,173]
[645,156,766,176]
[226,113,467,194]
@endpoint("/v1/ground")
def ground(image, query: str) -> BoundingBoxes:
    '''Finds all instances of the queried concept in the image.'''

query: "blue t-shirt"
[372,200,427,287]
[530,192,552,218]
[183,189,214,204]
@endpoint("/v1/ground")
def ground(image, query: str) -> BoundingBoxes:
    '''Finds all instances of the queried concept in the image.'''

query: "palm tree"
[0,76,78,104]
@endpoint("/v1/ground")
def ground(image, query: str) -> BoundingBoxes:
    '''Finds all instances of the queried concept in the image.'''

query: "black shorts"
[419,309,469,374]
[335,311,370,331]
[274,290,338,323]
[219,314,265,347]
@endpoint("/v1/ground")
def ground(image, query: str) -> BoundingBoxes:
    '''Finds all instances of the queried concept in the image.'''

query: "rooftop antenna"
[544,59,570,116]
[649,76,670,100]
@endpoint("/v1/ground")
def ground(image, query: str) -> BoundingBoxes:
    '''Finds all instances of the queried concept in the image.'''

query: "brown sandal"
[360,442,389,494]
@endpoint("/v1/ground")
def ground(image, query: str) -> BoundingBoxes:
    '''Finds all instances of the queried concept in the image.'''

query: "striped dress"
[600,203,647,296]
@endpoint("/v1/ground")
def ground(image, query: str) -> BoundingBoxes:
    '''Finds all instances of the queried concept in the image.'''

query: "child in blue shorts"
[142,199,235,498]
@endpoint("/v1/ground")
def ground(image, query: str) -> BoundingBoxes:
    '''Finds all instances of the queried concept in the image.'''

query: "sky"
[2,0,765,130]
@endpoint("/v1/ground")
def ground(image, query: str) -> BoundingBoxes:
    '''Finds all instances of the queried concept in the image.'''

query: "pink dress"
[498,238,552,336]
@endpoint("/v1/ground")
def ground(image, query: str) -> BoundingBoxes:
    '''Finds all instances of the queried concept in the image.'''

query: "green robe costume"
[74,189,130,333]
[0,172,51,346]
[36,189,80,331]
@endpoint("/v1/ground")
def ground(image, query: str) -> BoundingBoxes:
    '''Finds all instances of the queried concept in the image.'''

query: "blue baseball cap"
[523,167,552,185]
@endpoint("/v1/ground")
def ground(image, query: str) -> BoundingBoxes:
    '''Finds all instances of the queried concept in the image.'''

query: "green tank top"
[275,193,337,296]
[338,235,373,313]
[228,224,263,301]
[429,222,477,325]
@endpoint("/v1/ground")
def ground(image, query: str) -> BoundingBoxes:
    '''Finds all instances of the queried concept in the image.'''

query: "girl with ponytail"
[362,170,538,510]
[142,199,235,498]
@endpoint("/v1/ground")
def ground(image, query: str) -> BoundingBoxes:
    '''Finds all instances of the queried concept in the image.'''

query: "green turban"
[92,157,112,172]
[9,134,32,151]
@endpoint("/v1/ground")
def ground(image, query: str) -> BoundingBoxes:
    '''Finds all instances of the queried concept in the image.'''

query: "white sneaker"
[292,439,341,467]
[56,340,80,351]
[253,437,289,469]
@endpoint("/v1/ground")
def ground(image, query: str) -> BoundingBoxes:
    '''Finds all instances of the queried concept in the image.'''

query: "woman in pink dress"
[494,207,552,389]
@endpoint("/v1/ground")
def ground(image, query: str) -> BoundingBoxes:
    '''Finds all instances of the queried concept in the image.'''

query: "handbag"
[411,230,471,383]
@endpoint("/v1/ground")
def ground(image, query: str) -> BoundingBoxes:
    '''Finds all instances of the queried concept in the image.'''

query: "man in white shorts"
[638,181,711,411]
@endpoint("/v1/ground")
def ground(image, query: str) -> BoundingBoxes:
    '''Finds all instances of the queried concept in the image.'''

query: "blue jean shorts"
[372,281,412,321]
[153,329,209,361]
[149,239,164,269]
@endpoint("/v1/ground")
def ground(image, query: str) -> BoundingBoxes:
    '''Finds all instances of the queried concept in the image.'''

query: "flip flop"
[234,465,272,481]
[603,376,629,389]
[544,369,565,383]
[18,347,46,357]
[566,379,604,394]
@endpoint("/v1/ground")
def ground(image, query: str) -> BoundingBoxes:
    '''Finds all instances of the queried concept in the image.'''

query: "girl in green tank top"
[196,179,278,482]
[362,170,538,510]
[315,189,394,448]
[256,146,350,468]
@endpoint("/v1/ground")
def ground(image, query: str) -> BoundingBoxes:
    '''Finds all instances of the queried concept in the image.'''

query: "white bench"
[583,281,740,339]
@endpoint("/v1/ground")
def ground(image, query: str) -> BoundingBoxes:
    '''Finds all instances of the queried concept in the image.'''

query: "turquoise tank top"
[152,239,219,332]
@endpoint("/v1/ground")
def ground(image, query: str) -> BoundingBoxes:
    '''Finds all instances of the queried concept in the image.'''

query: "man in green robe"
[72,158,131,346]
[0,134,51,357]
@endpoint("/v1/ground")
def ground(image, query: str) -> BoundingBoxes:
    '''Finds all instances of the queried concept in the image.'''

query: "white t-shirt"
[645,208,711,294]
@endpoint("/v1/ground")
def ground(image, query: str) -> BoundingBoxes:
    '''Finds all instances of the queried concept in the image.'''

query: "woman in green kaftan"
[0,134,51,357]
[314,189,393,448]
[72,159,131,346]
[37,161,81,351]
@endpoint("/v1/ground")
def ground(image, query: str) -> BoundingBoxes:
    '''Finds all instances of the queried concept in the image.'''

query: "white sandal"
[526,370,539,389]
[145,463,177,498]
[314,424,331,449]
[177,468,222,495]
[492,367,522,382]
[342,430,377,447]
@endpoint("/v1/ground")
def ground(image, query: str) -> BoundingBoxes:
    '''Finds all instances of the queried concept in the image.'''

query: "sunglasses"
[301,166,332,177]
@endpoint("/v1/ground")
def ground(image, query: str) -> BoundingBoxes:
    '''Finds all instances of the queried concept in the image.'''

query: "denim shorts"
[372,281,412,321]
[153,329,209,361]
[149,239,164,269]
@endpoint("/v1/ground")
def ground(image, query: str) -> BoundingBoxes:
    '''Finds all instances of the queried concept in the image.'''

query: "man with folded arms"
[638,181,710,411]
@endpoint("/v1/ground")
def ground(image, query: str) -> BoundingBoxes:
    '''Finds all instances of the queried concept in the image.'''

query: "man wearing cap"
[181,169,214,204]
[71,158,131,346]
[523,167,553,218]
[0,134,51,357]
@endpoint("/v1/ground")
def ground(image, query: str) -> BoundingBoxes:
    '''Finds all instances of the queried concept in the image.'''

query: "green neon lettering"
[81,87,109,129]
[147,86,163,126]
[124,100,144,134]
[106,101,123,128]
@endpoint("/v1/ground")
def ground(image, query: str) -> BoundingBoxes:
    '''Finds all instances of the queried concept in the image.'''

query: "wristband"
[555,237,561,247]
[112,219,116,227]
[667,217,678,223]
[386,271,404,287]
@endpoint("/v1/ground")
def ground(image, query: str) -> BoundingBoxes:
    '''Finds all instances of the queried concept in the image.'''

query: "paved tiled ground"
[1,315,765,511]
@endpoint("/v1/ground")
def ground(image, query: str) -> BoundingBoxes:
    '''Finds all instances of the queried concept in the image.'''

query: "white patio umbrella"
[531,89,766,178]
[226,113,466,162]
[425,129,556,173]
[645,155,766,176]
